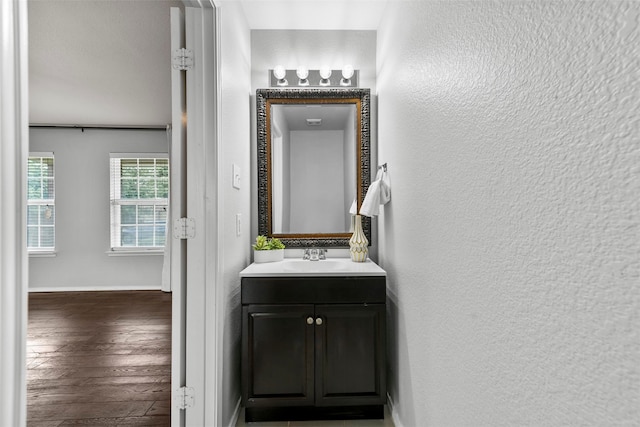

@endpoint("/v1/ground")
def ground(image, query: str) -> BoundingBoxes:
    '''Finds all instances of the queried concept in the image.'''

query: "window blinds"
[109,155,169,249]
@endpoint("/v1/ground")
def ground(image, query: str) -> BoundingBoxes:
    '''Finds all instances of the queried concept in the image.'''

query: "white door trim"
[207,8,224,426]
[0,0,29,425]
[184,3,222,426]
[170,6,188,427]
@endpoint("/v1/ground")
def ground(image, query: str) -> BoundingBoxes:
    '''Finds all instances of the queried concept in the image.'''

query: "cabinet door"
[314,304,386,406]
[243,304,315,407]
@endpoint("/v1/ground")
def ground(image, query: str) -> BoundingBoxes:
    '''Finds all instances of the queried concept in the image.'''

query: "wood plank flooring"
[27,291,172,427]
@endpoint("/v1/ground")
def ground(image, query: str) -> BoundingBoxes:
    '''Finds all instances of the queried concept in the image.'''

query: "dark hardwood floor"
[27,291,172,427]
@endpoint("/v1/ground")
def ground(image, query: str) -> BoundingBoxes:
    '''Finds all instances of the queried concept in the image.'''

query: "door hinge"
[175,386,195,410]
[173,217,195,239]
[172,48,193,71]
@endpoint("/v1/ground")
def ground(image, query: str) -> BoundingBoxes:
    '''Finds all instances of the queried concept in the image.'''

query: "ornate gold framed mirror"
[256,88,371,247]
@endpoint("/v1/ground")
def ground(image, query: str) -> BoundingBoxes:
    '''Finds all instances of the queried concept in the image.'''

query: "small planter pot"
[253,249,284,263]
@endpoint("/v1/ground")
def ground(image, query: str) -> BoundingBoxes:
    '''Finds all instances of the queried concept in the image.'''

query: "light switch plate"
[235,213,241,236]
[232,164,241,189]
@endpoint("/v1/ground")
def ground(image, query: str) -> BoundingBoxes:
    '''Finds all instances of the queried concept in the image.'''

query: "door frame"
[163,2,226,421]
[170,6,187,427]
[181,2,223,426]
[0,0,29,425]
[0,1,222,425]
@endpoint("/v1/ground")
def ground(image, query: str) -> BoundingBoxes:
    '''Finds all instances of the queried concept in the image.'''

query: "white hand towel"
[349,198,357,215]
[359,168,391,217]
[380,169,391,205]
[359,181,381,216]
[359,169,384,217]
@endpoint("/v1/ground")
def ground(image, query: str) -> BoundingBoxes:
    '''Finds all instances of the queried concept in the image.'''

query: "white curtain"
[161,125,171,292]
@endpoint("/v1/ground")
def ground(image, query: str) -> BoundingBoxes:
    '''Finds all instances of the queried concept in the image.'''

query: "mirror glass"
[271,103,356,234]
[257,89,371,247]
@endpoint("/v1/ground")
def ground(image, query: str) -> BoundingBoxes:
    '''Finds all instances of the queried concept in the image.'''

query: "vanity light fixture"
[341,65,354,86]
[273,65,288,86]
[319,67,332,86]
[269,67,358,87]
[296,66,309,86]
[306,118,322,126]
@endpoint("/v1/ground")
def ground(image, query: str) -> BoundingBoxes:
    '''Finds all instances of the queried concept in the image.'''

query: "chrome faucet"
[303,248,326,261]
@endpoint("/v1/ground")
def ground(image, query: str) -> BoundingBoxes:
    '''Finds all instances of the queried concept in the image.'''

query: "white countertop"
[239,258,386,277]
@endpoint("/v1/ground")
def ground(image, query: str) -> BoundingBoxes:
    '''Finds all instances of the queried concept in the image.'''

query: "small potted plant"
[252,235,285,263]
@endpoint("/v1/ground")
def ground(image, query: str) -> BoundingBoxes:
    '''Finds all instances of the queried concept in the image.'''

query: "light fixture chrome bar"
[269,69,359,88]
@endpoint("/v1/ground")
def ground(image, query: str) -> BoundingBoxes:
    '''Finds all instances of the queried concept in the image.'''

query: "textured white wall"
[216,3,252,425]
[377,1,640,426]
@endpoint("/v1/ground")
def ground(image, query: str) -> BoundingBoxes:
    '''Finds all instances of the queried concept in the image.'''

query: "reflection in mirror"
[271,103,356,234]
[257,89,371,248]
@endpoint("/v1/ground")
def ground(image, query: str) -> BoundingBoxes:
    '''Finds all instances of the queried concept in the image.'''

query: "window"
[27,153,55,251]
[110,155,169,250]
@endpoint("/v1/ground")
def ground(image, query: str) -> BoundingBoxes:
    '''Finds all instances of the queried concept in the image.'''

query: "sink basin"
[239,258,386,277]
[281,259,352,273]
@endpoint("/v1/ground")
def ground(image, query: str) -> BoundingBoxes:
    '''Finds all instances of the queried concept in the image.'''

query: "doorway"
[2,2,219,425]
[26,2,187,426]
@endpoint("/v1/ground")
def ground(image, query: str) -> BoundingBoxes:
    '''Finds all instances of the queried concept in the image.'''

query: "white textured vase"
[349,215,368,262]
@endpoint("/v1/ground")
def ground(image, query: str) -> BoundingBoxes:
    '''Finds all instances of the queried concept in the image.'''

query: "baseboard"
[387,392,404,427]
[231,396,392,426]
[228,396,242,427]
[28,285,163,293]
[386,285,399,305]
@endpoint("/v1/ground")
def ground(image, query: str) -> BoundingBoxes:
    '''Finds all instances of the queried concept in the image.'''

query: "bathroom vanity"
[240,258,387,422]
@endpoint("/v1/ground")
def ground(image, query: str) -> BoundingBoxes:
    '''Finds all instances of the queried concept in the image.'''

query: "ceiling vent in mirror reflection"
[306,118,322,126]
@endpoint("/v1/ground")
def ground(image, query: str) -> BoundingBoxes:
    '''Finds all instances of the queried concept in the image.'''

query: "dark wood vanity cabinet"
[241,276,386,422]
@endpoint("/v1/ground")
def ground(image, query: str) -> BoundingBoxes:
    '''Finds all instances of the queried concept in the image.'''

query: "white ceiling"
[29,0,183,126]
[236,0,388,30]
[279,104,353,131]
[28,0,387,126]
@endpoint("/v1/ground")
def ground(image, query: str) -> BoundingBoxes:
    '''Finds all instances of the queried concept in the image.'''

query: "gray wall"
[250,30,377,91]
[377,1,640,426]
[29,127,167,290]
[343,107,356,231]
[289,130,345,233]
[271,106,291,232]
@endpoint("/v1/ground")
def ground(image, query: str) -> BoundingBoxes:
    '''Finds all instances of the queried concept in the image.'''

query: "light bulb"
[273,65,288,86]
[296,66,309,80]
[296,66,309,86]
[319,67,332,80]
[342,65,354,79]
[273,65,286,80]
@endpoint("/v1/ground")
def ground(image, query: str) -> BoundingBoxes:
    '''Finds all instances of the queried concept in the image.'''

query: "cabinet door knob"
[306,317,314,325]
[315,317,323,326]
